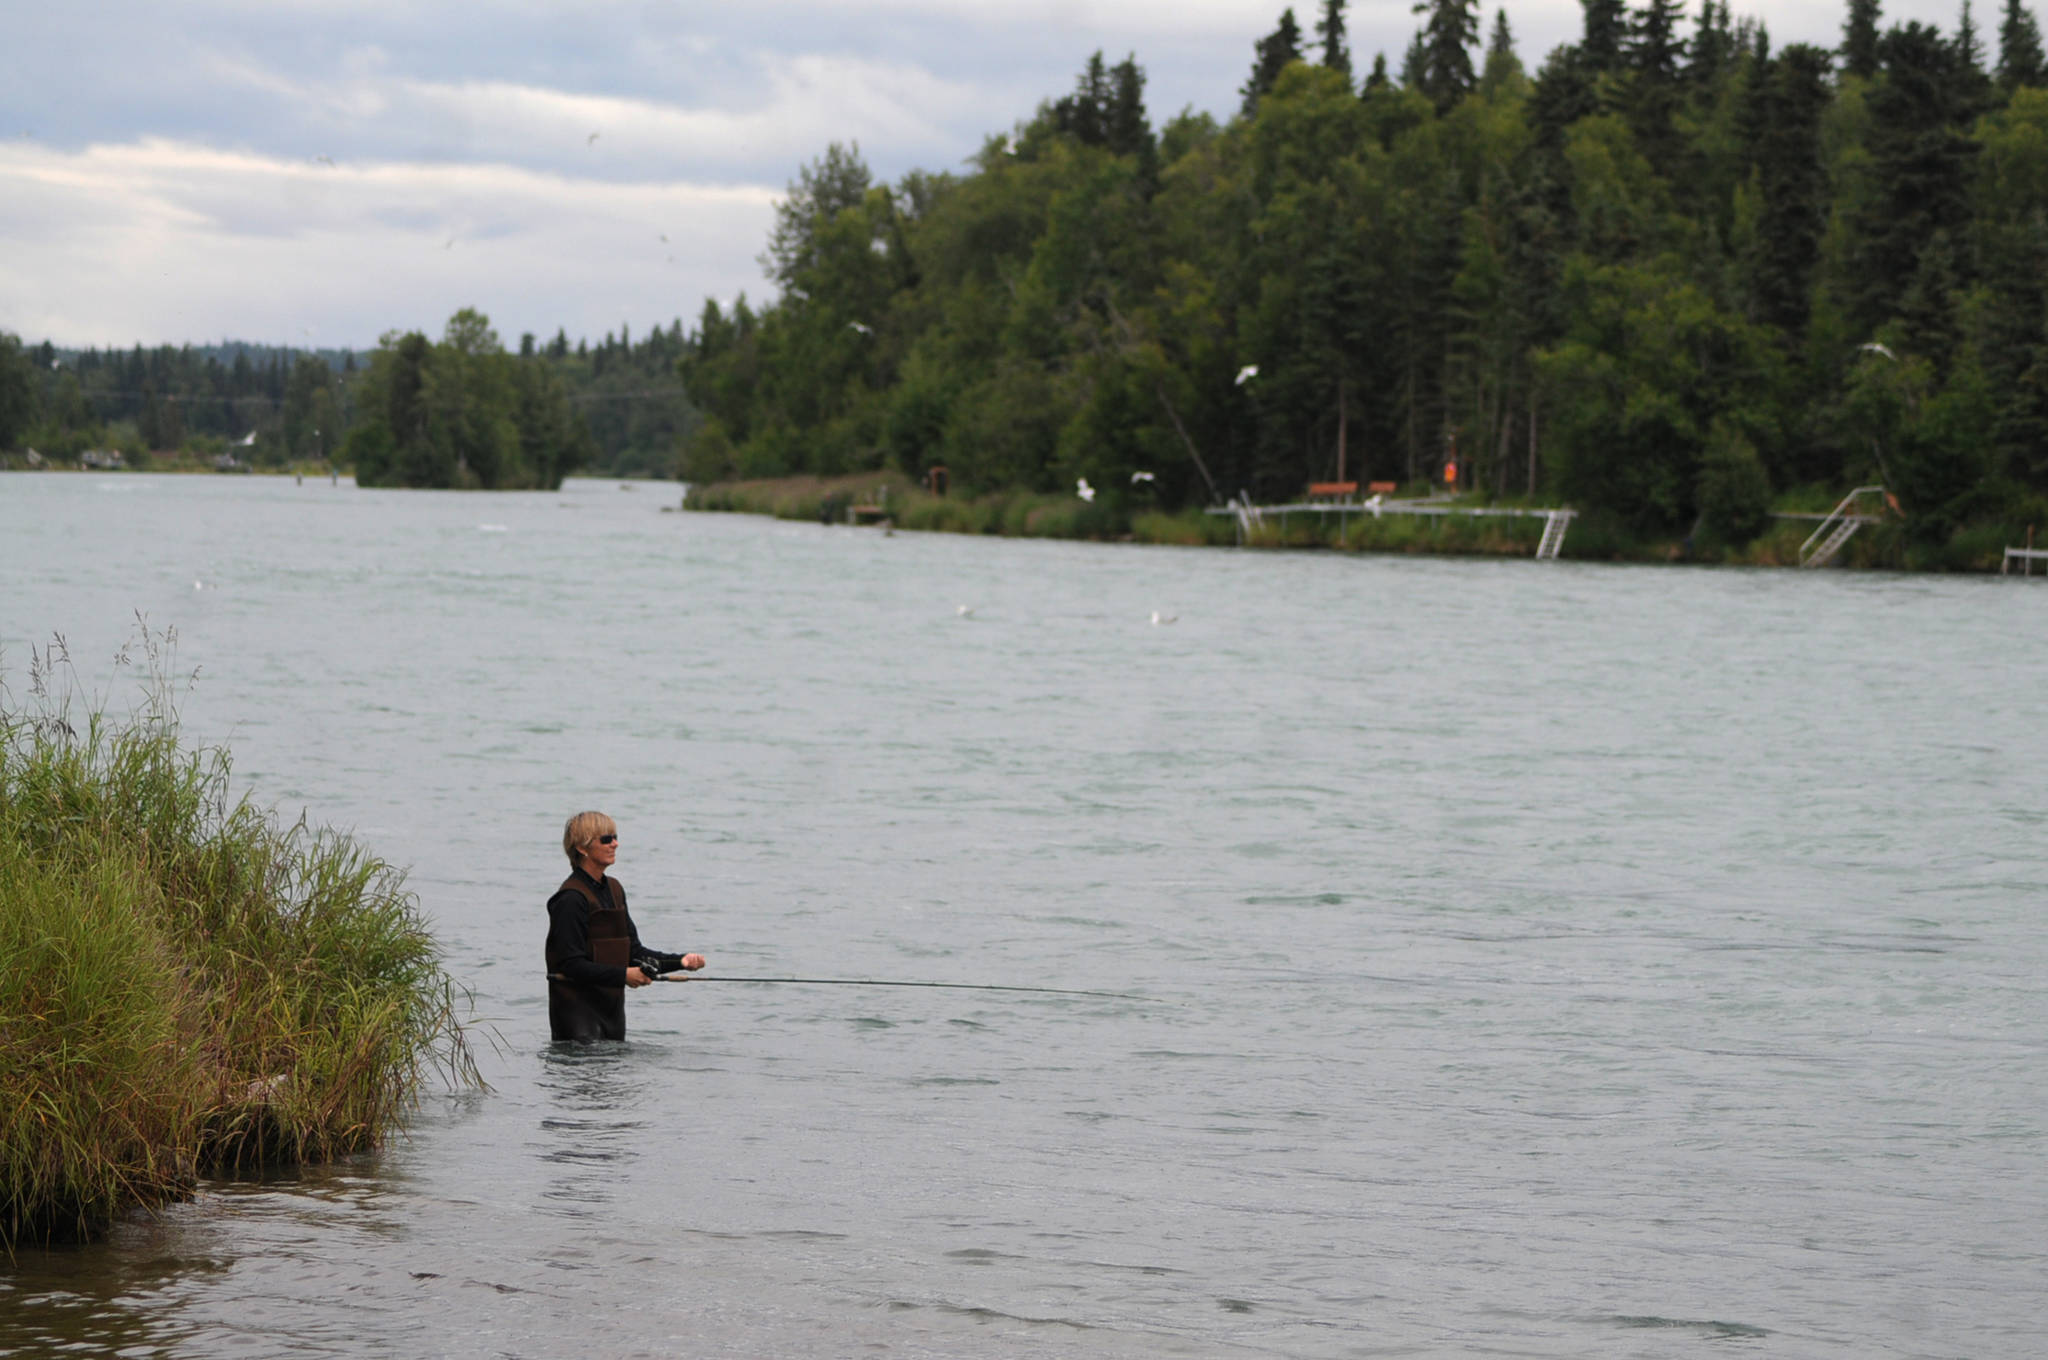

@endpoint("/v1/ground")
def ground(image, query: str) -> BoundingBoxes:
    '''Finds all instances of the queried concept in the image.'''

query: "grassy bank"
[684,475,2035,570]
[1,635,475,1247]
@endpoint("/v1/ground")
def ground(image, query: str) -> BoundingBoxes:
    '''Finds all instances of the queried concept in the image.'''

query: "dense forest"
[679,0,2048,562]
[0,318,696,484]
[6,0,2048,555]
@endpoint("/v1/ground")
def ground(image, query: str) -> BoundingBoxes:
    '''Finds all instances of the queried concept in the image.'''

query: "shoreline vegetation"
[0,630,477,1249]
[684,471,1947,568]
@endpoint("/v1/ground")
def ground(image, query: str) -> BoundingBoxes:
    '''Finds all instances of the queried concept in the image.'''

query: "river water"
[2,473,2044,1358]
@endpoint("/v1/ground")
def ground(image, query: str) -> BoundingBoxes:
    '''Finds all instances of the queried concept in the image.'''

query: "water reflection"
[532,1042,657,1221]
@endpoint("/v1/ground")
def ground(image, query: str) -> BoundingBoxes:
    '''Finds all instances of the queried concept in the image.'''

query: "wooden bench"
[1307,481,1359,501]
[1366,481,1397,496]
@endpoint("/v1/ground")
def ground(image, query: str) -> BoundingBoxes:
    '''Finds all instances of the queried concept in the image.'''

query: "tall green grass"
[1,632,476,1246]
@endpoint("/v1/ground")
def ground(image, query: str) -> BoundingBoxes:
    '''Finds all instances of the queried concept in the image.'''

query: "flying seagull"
[1076,477,1096,502]
[848,321,872,335]
[1235,364,1258,385]
[587,131,600,145]
[1859,341,1897,361]
[1130,470,1155,483]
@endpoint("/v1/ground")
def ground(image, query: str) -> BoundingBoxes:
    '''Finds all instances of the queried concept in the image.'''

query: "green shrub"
[1,633,475,1245]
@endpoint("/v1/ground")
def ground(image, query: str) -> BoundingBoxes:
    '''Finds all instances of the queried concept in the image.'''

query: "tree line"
[678,0,2048,561]
[0,316,698,486]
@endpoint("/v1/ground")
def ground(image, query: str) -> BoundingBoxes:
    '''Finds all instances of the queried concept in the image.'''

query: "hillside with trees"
[678,0,2048,565]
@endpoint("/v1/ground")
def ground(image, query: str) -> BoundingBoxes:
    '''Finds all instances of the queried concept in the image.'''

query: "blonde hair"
[563,811,616,865]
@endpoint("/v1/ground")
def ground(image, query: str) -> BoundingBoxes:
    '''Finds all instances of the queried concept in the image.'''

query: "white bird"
[1859,341,1897,361]
[193,579,204,592]
[235,430,257,446]
[1150,610,1177,625]
[848,321,872,335]
[1130,470,1155,483]
[1235,364,1258,385]
[956,604,974,617]
[1076,477,1095,503]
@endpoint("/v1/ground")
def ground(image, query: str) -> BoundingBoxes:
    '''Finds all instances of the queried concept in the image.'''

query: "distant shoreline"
[682,472,1990,572]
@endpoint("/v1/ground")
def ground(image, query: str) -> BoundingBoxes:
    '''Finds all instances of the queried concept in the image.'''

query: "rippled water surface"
[4,473,2046,1358]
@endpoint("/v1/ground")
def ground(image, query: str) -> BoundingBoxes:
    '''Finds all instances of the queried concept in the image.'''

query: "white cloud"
[0,139,777,348]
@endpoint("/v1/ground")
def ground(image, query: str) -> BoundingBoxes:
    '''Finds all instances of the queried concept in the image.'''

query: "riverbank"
[0,634,476,1247]
[682,473,2003,569]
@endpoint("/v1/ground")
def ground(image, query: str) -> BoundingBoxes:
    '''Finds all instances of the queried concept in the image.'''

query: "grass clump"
[1,630,476,1247]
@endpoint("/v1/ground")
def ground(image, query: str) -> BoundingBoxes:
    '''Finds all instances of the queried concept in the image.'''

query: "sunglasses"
[592,833,617,845]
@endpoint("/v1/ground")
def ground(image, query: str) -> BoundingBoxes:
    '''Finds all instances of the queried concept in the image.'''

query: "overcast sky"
[0,0,1969,351]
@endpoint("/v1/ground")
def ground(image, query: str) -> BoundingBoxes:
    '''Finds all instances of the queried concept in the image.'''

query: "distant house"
[80,449,125,470]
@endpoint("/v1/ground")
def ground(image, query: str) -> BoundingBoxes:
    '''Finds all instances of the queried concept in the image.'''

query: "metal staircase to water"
[1800,486,1888,568]
[1535,510,1575,560]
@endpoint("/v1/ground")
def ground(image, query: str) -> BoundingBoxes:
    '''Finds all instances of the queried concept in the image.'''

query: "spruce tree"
[1689,0,1733,90]
[1849,22,1981,341]
[1999,0,2047,86]
[1629,0,1690,175]
[1317,0,1353,82]
[1582,0,1629,70]
[1489,8,1516,61]
[1243,9,1306,115]
[1843,0,1883,78]
[1747,44,1834,340]
[1107,55,1155,161]
[1411,0,1482,109]
[1954,0,1999,111]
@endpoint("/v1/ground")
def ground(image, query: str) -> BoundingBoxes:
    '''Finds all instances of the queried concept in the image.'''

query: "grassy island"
[0,636,475,1247]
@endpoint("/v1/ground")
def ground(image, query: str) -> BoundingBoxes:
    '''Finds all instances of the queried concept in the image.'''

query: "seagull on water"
[1076,477,1095,503]
[956,604,974,617]
[1235,364,1258,386]
[1150,610,1177,625]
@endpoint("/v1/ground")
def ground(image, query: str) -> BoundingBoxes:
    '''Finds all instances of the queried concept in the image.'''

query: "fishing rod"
[545,972,1151,1002]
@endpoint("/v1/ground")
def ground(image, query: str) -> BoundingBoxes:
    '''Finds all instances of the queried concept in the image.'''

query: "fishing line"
[546,973,1152,1002]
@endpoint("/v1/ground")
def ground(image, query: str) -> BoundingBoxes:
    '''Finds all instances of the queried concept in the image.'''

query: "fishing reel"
[632,955,671,980]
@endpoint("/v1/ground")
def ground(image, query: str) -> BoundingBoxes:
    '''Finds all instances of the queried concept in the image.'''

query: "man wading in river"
[545,811,706,1040]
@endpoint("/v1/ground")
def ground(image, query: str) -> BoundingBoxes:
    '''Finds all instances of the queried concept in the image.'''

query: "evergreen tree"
[1955,0,2000,111]
[1317,0,1353,82]
[1582,0,1629,70]
[1689,0,1734,91]
[1107,54,1157,163]
[1631,0,1688,82]
[1848,22,1981,344]
[1411,0,1482,110]
[1365,51,1392,91]
[1053,52,1114,145]
[1843,0,1883,77]
[1747,44,1835,340]
[1489,7,1516,61]
[1999,0,2046,86]
[1629,0,1690,175]
[1244,9,1306,115]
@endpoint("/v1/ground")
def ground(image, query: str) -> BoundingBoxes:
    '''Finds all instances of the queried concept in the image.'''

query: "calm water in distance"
[2,473,2045,1358]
